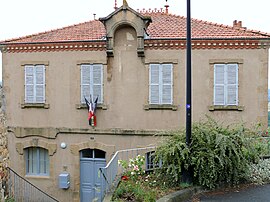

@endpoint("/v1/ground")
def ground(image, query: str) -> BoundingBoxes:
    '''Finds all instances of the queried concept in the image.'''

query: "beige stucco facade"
[1,5,269,202]
[3,45,268,130]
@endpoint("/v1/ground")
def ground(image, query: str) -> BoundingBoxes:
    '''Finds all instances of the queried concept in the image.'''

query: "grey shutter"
[162,64,173,104]
[35,65,45,103]
[227,64,238,105]
[25,65,35,103]
[92,64,103,103]
[214,64,225,105]
[81,65,91,103]
[149,64,160,104]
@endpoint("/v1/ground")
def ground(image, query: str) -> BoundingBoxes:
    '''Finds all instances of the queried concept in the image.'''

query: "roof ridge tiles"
[250,30,270,37]
[190,16,270,37]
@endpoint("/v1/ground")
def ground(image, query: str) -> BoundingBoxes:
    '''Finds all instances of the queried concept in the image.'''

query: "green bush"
[113,180,156,202]
[5,197,15,202]
[155,117,267,189]
[114,155,156,201]
[247,159,270,184]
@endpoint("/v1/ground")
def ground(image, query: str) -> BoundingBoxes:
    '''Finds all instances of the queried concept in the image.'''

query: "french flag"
[85,96,98,127]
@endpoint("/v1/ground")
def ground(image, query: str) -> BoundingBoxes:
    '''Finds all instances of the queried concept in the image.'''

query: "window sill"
[76,103,108,110]
[208,105,244,111]
[144,104,178,111]
[25,175,50,179]
[21,103,50,109]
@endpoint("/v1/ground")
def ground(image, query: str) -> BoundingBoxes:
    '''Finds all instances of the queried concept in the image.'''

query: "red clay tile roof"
[147,13,270,39]
[2,12,270,44]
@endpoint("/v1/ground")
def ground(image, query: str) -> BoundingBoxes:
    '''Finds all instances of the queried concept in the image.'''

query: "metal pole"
[186,0,192,146]
[183,0,193,184]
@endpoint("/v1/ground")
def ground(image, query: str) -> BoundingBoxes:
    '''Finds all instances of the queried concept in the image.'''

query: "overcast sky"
[1,0,270,85]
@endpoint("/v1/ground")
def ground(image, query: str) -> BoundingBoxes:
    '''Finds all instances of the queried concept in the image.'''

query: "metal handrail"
[6,167,59,202]
[99,146,156,200]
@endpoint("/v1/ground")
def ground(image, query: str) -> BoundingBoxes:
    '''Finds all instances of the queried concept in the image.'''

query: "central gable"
[99,1,152,57]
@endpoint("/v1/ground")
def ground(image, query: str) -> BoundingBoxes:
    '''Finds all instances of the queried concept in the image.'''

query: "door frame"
[80,149,106,202]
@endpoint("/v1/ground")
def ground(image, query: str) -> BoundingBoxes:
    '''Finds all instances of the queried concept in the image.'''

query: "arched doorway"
[80,149,106,202]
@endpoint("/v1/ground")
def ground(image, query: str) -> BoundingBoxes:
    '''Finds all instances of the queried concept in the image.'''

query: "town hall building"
[1,1,269,201]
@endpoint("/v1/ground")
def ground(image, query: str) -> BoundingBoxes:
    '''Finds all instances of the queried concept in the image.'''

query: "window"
[80,149,106,159]
[149,64,173,104]
[214,64,238,106]
[146,151,161,171]
[81,64,103,104]
[25,147,49,176]
[25,65,45,103]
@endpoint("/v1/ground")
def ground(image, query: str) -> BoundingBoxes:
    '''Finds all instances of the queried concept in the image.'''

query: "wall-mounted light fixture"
[60,142,67,149]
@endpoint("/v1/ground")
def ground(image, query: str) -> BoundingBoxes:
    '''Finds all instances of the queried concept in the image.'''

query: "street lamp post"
[183,0,193,184]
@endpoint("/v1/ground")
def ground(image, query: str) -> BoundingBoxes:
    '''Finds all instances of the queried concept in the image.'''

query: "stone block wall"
[0,87,9,201]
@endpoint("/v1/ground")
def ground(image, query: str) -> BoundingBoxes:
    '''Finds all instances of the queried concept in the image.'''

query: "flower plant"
[118,154,145,180]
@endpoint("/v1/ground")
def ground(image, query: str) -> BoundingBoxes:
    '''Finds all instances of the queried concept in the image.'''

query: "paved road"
[196,184,270,202]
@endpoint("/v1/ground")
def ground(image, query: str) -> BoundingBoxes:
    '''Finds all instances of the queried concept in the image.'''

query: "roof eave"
[2,37,269,46]
[146,37,270,41]
[1,39,107,46]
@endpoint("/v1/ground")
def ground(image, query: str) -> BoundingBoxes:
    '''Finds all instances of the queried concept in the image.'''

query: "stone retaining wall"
[0,87,9,202]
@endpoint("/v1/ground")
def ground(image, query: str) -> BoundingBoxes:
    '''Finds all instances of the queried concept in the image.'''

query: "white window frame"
[24,65,45,103]
[149,64,173,104]
[214,63,238,106]
[80,64,103,104]
[25,147,49,176]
